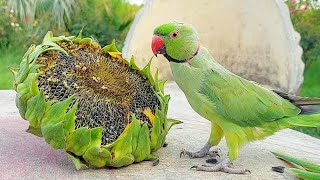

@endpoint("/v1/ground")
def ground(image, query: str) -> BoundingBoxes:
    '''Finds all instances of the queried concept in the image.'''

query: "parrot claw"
[180,148,209,158]
[180,143,219,158]
[191,157,251,174]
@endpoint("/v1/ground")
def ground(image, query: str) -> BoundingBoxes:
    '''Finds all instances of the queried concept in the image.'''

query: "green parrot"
[151,22,320,173]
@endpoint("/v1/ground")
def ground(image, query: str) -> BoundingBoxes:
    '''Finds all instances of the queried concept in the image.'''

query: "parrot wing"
[199,69,301,127]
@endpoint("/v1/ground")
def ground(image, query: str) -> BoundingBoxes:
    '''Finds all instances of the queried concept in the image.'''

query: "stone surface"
[1,83,320,179]
[123,0,304,94]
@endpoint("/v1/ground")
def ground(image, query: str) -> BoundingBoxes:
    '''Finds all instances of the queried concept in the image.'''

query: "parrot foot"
[180,143,219,158]
[191,157,250,174]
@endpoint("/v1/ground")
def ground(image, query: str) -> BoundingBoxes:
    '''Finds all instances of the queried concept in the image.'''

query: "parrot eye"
[170,31,180,39]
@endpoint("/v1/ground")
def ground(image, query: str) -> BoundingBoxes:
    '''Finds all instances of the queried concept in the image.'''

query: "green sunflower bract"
[10,31,181,170]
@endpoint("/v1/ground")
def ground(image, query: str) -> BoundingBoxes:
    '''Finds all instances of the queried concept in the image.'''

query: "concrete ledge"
[1,83,320,179]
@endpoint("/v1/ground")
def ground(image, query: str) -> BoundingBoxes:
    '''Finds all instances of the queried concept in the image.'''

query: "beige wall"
[123,0,304,93]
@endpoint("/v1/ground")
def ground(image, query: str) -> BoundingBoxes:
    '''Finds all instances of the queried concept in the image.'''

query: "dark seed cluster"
[36,41,160,145]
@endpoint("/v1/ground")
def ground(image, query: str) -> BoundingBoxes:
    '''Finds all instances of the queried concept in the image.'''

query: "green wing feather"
[199,69,300,127]
[272,151,320,179]
[291,168,320,180]
[272,151,320,173]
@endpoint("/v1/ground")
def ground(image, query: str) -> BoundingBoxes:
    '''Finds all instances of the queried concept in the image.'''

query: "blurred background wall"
[123,0,304,94]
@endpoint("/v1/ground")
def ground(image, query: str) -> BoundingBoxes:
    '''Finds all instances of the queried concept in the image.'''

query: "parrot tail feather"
[299,105,320,115]
[273,90,320,114]
[280,113,320,128]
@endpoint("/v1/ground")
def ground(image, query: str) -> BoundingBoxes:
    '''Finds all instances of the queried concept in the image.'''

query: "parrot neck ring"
[165,42,201,64]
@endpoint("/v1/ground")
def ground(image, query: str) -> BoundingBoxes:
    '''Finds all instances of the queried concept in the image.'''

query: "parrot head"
[151,22,200,62]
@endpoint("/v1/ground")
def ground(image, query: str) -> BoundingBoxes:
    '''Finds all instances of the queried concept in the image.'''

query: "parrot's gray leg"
[191,157,250,174]
[180,143,219,158]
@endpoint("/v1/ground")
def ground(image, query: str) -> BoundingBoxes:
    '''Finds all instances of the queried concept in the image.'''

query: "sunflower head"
[11,31,181,169]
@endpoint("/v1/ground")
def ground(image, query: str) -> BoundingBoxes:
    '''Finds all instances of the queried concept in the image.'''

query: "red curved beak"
[151,35,165,57]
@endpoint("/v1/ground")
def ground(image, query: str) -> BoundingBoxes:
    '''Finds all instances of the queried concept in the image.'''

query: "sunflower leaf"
[63,102,78,136]
[67,153,89,170]
[133,123,151,162]
[25,91,47,128]
[42,95,74,126]
[83,146,112,167]
[42,121,65,149]
[66,127,91,156]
